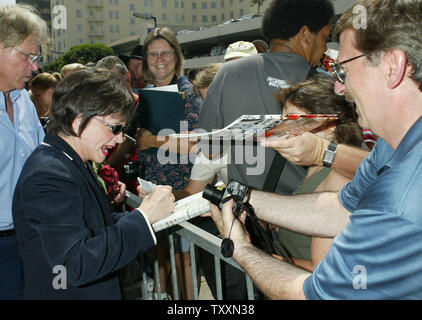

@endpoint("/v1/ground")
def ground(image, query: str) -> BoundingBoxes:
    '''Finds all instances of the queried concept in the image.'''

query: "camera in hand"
[203,180,249,217]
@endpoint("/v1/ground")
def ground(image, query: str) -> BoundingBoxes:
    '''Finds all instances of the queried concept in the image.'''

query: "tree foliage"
[43,43,114,72]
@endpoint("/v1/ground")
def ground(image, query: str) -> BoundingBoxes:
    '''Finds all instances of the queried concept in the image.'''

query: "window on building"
[202,15,207,22]
[211,1,217,9]
[144,0,148,6]
[162,0,167,8]
[211,15,217,22]
[175,1,178,8]
[181,14,185,21]
[129,3,135,11]
[76,24,82,32]
[76,9,82,18]
[162,13,167,20]
[230,11,233,18]
[221,13,225,21]
[109,11,113,19]
[230,0,233,5]
[110,25,114,32]
[202,2,207,9]
[115,0,119,4]
[192,2,196,9]
[192,15,197,22]
[150,0,153,7]
[181,1,184,8]
[240,8,244,16]
[221,0,224,7]
[115,11,119,19]
[130,18,135,25]
[116,25,120,33]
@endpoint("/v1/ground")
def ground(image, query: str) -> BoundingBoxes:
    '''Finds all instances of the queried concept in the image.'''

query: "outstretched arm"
[209,200,309,300]
[249,190,350,238]
[261,132,369,180]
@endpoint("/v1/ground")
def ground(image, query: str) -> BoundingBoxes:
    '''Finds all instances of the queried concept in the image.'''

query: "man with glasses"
[209,0,422,299]
[0,4,48,299]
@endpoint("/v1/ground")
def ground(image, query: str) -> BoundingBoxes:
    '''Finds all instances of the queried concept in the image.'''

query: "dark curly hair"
[262,0,335,41]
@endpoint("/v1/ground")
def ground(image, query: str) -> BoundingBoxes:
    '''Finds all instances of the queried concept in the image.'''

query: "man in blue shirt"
[0,4,48,299]
[209,0,422,299]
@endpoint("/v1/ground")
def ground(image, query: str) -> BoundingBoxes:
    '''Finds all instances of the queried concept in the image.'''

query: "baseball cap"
[224,41,258,61]
[119,44,143,65]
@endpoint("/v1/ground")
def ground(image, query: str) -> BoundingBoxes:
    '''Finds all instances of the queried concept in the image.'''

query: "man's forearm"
[331,144,369,180]
[249,190,350,237]
[233,239,309,300]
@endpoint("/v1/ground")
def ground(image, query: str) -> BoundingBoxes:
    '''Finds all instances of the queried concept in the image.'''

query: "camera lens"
[202,184,225,207]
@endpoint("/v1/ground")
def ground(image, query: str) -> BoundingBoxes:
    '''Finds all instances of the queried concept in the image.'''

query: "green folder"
[138,89,186,155]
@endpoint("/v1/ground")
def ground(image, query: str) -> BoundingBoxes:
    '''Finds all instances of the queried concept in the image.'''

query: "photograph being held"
[12,67,175,299]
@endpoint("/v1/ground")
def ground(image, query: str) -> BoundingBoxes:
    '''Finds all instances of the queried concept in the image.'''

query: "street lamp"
[133,12,157,29]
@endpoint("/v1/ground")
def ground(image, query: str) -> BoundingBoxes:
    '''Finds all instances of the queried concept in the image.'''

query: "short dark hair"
[47,67,133,137]
[276,76,363,147]
[262,0,335,41]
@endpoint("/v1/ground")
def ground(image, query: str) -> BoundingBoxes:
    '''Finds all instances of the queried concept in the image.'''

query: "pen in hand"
[124,134,136,143]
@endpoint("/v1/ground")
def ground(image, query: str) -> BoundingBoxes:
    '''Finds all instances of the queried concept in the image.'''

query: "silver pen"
[124,133,136,143]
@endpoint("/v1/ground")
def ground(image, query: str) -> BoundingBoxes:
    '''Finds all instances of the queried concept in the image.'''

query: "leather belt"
[0,229,15,237]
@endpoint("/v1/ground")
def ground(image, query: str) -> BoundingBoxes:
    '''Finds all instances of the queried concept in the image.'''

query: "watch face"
[323,143,337,167]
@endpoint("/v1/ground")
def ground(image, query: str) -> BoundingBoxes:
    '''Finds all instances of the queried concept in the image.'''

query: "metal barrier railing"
[123,192,255,300]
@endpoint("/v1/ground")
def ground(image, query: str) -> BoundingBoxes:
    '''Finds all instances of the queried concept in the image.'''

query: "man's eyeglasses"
[329,53,367,83]
[95,118,125,135]
[12,47,42,65]
[146,50,175,60]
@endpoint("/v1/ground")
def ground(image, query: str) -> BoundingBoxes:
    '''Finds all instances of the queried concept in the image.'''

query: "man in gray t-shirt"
[197,0,335,300]
[199,0,334,193]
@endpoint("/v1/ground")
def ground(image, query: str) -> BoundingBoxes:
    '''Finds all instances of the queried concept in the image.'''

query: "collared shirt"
[0,89,44,230]
[304,116,422,299]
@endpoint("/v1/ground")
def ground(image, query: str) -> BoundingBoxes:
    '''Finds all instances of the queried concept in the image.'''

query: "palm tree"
[250,0,266,14]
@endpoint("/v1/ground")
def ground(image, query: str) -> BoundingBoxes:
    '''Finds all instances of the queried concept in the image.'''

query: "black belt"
[0,229,15,237]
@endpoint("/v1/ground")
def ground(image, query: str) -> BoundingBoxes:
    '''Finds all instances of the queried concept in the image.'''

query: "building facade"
[48,0,271,60]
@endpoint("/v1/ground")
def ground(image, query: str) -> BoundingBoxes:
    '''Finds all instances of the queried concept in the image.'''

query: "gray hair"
[0,4,49,48]
[335,0,422,91]
[96,55,129,77]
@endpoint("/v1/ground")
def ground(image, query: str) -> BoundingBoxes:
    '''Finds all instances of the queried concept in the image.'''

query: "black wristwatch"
[322,142,337,168]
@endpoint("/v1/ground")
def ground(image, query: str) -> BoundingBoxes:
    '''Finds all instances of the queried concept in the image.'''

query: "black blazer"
[12,134,156,299]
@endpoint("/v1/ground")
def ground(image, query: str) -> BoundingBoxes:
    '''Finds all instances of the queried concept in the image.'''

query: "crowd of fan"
[1,0,422,301]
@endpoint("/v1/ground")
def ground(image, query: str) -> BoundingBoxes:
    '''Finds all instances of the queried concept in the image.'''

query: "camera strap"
[262,152,286,192]
[220,198,292,264]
